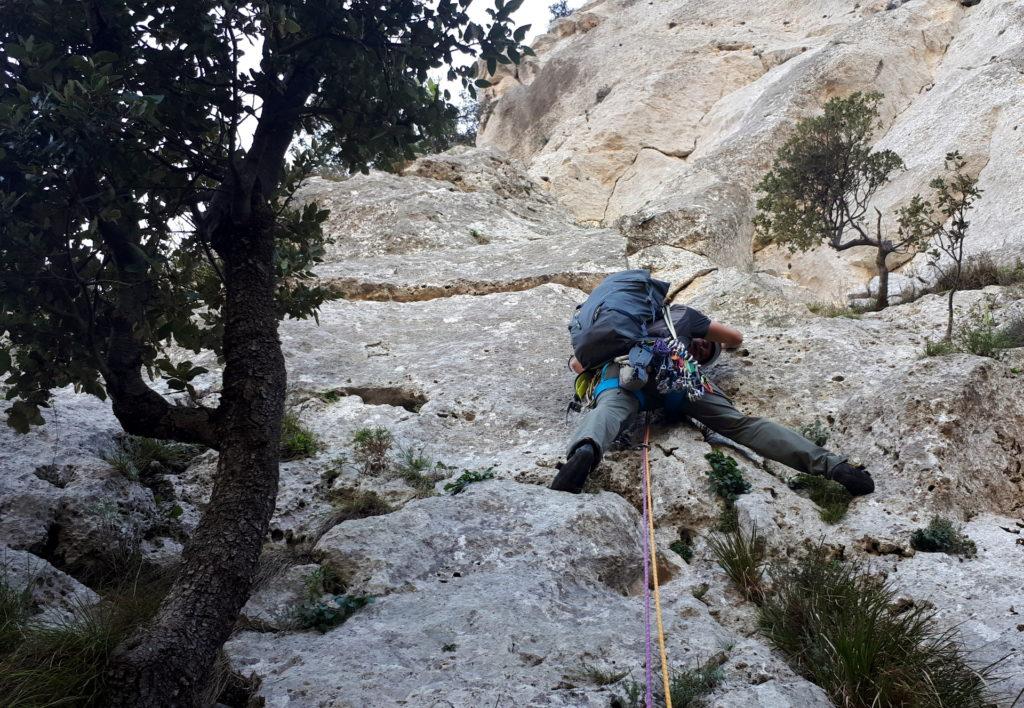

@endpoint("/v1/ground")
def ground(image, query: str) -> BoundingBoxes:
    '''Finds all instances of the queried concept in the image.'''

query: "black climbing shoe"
[827,462,875,496]
[550,443,596,494]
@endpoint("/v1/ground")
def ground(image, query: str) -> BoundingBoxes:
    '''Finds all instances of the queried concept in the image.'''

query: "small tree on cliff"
[0,1,529,704]
[897,152,982,340]
[754,92,919,310]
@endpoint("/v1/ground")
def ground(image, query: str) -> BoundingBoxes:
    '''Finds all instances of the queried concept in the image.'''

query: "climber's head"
[691,338,721,367]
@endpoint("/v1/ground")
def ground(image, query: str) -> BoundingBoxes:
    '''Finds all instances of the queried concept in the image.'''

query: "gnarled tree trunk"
[874,244,890,311]
[104,212,285,706]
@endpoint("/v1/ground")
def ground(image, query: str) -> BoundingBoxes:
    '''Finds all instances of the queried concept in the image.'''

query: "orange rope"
[642,422,672,706]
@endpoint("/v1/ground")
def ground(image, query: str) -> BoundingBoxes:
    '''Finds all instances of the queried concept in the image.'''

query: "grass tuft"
[280,413,320,461]
[393,445,446,495]
[669,658,725,706]
[924,339,958,357]
[0,568,173,707]
[788,473,852,524]
[327,487,392,521]
[706,526,766,602]
[807,301,862,319]
[0,579,32,657]
[102,435,202,480]
[759,547,997,707]
[569,659,628,687]
[910,516,977,558]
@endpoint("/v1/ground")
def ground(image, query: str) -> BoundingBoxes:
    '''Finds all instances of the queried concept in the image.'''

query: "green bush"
[705,451,751,503]
[351,426,393,474]
[759,547,996,707]
[788,473,852,524]
[569,659,628,687]
[443,468,495,495]
[102,435,202,480]
[280,413,320,461]
[910,517,977,558]
[706,526,766,602]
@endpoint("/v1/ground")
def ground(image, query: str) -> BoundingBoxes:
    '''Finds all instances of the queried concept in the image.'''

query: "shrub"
[798,419,830,447]
[705,451,750,503]
[443,468,496,495]
[351,426,393,474]
[787,473,851,524]
[292,566,370,633]
[102,435,202,480]
[930,255,1024,293]
[759,547,996,707]
[280,413,320,461]
[706,526,766,602]
[910,517,977,558]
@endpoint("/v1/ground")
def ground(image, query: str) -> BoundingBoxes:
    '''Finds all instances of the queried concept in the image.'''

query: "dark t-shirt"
[647,305,711,347]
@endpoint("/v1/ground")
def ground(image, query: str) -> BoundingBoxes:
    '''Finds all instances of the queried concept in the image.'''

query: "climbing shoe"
[550,443,596,494]
[827,462,875,496]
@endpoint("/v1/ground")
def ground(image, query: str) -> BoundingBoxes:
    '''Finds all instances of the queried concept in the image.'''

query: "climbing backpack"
[568,269,670,370]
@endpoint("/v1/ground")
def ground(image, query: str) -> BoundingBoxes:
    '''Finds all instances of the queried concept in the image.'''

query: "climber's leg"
[564,365,640,462]
[682,386,845,476]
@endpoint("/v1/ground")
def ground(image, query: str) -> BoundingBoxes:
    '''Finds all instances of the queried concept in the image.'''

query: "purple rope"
[641,446,654,708]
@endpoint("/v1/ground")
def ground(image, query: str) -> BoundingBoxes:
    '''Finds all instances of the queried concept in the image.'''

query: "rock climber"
[550,302,875,496]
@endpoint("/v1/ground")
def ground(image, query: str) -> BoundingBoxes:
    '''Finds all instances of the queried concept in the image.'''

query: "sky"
[439,0,586,103]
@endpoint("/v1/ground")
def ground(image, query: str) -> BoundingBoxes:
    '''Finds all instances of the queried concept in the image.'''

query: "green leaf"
[0,349,10,374]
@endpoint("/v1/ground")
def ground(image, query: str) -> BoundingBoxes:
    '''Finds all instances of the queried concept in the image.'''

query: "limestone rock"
[228,481,826,706]
[0,545,99,621]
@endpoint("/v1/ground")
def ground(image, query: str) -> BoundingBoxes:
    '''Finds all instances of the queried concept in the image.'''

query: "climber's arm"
[705,321,743,348]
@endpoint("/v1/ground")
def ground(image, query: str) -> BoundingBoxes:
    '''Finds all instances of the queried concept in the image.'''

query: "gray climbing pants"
[566,365,845,476]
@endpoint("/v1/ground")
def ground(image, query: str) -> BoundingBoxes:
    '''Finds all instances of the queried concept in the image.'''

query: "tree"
[0,1,530,704]
[753,93,919,310]
[897,152,983,340]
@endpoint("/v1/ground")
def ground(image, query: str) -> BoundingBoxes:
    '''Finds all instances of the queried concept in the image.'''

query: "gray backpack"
[568,270,670,370]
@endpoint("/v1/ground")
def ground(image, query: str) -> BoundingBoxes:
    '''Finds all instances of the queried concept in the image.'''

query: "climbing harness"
[640,417,672,708]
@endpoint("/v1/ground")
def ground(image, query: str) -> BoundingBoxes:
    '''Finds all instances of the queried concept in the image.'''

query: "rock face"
[480,0,1024,299]
[228,481,829,707]
[3,3,1024,706]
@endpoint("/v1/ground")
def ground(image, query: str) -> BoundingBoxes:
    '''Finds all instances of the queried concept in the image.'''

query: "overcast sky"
[438,0,586,103]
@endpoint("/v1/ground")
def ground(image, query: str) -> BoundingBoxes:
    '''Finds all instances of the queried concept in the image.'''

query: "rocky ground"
[4,1,1024,706]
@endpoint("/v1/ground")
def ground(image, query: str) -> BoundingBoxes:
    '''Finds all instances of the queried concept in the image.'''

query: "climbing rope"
[640,418,672,708]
